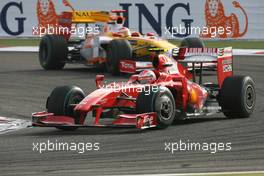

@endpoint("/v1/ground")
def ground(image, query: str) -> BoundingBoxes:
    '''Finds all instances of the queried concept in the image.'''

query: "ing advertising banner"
[0,0,263,39]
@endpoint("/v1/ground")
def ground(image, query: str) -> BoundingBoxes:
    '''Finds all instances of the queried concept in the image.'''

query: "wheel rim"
[156,95,174,120]
[245,85,255,109]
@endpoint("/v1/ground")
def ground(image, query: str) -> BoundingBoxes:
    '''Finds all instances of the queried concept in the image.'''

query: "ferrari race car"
[32,47,256,130]
[38,9,205,75]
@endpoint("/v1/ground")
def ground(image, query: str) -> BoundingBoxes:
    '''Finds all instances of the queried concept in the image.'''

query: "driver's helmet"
[138,70,157,84]
[116,16,124,24]
[118,27,131,37]
[152,54,172,70]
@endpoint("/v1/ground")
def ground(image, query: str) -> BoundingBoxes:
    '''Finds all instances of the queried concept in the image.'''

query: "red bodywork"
[32,47,233,129]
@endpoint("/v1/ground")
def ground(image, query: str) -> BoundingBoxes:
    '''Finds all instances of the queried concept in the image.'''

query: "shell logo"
[201,0,248,38]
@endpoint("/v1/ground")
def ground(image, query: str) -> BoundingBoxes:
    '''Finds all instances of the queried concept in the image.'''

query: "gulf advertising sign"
[0,0,263,39]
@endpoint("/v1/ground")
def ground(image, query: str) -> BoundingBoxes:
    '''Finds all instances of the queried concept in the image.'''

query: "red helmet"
[152,54,172,70]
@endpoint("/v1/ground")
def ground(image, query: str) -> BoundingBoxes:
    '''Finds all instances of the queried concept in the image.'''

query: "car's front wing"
[32,111,157,130]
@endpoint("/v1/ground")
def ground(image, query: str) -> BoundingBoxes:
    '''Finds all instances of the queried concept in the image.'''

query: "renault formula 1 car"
[38,9,205,75]
[32,47,256,130]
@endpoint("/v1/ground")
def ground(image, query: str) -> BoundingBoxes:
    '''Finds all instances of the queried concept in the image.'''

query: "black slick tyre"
[39,35,67,70]
[219,76,256,118]
[47,85,85,131]
[106,39,132,75]
[180,37,205,48]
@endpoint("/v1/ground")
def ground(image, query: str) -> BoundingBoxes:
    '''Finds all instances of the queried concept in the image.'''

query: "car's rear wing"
[176,47,233,87]
[61,0,124,23]
[71,11,112,23]
[57,11,110,41]
[119,47,233,87]
[58,10,125,40]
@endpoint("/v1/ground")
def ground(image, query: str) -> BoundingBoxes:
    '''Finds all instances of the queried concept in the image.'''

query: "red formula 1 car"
[32,47,256,130]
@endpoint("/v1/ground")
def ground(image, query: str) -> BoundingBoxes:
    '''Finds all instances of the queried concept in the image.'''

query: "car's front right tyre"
[106,39,132,75]
[47,85,85,131]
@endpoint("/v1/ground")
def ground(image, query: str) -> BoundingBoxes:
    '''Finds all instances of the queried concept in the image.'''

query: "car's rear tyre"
[47,85,85,131]
[136,87,176,129]
[219,76,256,118]
[39,35,67,70]
[106,39,132,75]
[180,37,205,48]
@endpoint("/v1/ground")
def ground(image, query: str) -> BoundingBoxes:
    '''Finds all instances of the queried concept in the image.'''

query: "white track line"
[233,49,264,56]
[0,46,38,52]
[0,116,30,134]
[118,171,264,176]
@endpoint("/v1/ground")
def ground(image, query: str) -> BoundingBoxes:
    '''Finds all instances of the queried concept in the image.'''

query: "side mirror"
[95,75,104,88]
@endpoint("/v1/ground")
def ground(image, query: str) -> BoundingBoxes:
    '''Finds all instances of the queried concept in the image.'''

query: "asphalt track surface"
[0,52,263,176]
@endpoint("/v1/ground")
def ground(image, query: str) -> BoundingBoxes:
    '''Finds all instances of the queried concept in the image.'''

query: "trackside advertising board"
[0,0,263,39]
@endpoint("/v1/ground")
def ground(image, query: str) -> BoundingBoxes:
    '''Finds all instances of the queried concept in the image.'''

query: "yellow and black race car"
[38,9,205,75]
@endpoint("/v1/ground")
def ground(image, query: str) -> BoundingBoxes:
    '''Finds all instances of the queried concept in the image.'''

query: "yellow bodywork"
[124,36,177,59]
[70,10,178,61]
[100,32,177,60]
